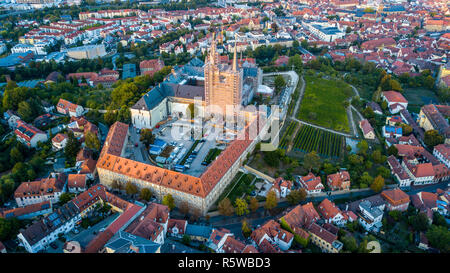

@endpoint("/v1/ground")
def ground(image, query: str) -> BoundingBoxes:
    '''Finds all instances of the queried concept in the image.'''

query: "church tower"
[204,37,243,119]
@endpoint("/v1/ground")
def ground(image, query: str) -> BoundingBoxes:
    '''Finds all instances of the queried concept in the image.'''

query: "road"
[207,180,449,240]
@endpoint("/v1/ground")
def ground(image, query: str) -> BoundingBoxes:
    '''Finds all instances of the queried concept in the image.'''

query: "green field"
[403,87,440,114]
[215,172,256,205]
[292,124,344,158]
[297,75,353,133]
[202,148,223,165]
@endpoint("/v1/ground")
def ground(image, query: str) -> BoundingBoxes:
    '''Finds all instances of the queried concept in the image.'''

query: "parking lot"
[129,118,230,177]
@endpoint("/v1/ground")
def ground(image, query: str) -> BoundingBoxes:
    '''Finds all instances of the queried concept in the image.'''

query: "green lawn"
[403,87,440,114]
[215,172,256,205]
[202,148,223,165]
[297,75,353,133]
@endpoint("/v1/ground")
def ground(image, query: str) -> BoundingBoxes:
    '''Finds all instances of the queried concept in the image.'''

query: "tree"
[360,172,373,186]
[323,163,337,174]
[288,54,303,72]
[241,218,252,238]
[274,75,286,94]
[387,145,398,157]
[372,150,386,164]
[409,212,429,232]
[140,128,155,148]
[357,140,369,156]
[286,189,307,205]
[85,131,100,151]
[59,192,73,205]
[424,130,444,148]
[179,201,190,216]
[186,103,196,119]
[182,234,191,245]
[348,154,364,166]
[426,225,450,252]
[342,235,358,252]
[125,181,138,196]
[64,131,81,166]
[264,190,278,212]
[162,194,175,211]
[362,107,375,120]
[370,175,385,193]
[139,188,152,201]
[218,198,234,216]
[17,101,33,122]
[400,123,412,136]
[111,180,122,190]
[389,210,402,222]
[303,151,320,172]
[377,166,391,179]
[9,147,23,164]
[249,197,259,213]
[234,198,249,216]
[0,217,21,241]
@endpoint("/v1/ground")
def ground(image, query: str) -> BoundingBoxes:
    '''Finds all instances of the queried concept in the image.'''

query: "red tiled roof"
[382,91,408,104]
[318,198,341,220]
[67,174,87,189]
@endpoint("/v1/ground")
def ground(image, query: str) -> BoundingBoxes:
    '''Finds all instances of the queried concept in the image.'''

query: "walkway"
[242,165,275,183]
[292,74,306,119]
[289,116,353,137]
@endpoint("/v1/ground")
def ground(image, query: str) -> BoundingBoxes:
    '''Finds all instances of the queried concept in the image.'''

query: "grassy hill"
[297,75,353,133]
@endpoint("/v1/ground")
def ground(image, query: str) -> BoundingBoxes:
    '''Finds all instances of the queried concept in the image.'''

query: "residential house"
[104,230,161,253]
[167,219,187,239]
[270,177,293,198]
[317,198,348,227]
[297,173,324,195]
[387,155,412,187]
[359,119,376,140]
[382,125,402,138]
[207,228,233,252]
[357,200,384,232]
[79,158,97,180]
[381,188,410,211]
[307,222,343,253]
[52,133,68,151]
[67,174,87,193]
[17,201,81,253]
[56,98,84,117]
[140,59,165,77]
[4,110,21,129]
[433,144,450,168]
[124,203,170,245]
[367,101,383,115]
[14,120,48,148]
[417,105,450,144]
[250,220,294,251]
[185,224,212,242]
[327,171,350,191]
[14,173,66,207]
[0,201,52,220]
[381,91,408,114]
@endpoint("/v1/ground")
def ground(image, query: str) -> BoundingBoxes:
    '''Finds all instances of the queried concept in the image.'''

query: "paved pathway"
[289,117,353,137]
[292,74,306,118]
[243,165,275,183]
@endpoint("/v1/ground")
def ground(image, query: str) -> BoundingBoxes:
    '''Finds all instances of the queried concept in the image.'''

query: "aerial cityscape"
[0,0,448,256]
